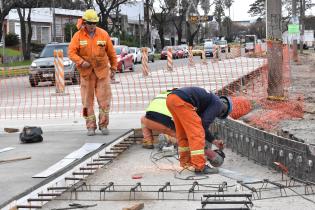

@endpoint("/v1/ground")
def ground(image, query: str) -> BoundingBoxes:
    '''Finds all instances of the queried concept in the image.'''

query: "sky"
[229,0,256,21]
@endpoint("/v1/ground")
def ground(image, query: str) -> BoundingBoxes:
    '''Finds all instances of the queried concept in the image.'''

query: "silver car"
[29,43,79,87]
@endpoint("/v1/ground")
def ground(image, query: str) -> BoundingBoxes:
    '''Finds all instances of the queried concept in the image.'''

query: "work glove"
[212,139,225,150]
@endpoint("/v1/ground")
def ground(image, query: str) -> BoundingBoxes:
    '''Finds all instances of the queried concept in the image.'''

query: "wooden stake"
[122,203,144,210]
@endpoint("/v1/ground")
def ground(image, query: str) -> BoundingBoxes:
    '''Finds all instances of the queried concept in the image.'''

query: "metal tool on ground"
[51,203,97,210]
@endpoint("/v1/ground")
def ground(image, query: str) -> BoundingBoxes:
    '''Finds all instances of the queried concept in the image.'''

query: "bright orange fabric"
[166,94,206,170]
[68,26,117,79]
[80,71,111,129]
[141,116,176,141]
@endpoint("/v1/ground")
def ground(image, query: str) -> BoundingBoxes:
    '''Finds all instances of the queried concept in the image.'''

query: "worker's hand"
[212,139,224,150]
[110,69,116,80]
[81,61,90,68]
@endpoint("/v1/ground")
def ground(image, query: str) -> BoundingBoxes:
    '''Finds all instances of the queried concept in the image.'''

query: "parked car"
[115,45,134,72]
[215,40,228,53]
[204,41,213,57]
[29,42,79,87]
[192,45,204,56]
[174,46,185,59]
[180,44,189,57]
[129,47,142,64]
[143,47,155,62]
[160,46,176,59]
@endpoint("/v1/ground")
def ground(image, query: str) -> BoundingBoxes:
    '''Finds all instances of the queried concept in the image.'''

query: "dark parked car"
[144,47,155,62]
[115,45,134,72]
[29,43,79,87]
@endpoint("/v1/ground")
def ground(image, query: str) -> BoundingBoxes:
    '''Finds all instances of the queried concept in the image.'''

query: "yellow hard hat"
[82,9,99,22]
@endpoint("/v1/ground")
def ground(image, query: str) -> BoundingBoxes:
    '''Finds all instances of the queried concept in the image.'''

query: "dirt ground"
[240,50,315,145]
[278,50,315,144]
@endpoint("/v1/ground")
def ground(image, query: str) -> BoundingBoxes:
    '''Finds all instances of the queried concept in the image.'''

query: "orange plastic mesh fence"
[0,44,303,132]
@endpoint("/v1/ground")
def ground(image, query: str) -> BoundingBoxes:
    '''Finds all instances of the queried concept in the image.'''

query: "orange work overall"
[141,116,176,143]
[68,27,117,129]
[166,94,206,170]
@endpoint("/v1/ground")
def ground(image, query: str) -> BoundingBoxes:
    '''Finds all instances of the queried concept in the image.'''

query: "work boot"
[100,127,109,135]
[142,139,154,149]
[195,165,219,175]
[87,129,96,136]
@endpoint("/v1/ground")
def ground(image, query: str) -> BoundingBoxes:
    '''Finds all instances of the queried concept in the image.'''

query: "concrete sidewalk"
[0,112,143,208]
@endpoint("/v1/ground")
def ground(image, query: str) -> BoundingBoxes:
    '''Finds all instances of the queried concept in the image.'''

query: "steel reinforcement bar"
[210,119,315,183]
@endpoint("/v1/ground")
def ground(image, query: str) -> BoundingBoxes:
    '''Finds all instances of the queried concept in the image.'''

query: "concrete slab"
[0,128,132,207]
[41,144,315,210]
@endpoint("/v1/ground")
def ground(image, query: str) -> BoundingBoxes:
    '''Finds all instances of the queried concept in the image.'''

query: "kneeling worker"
[141,90,176,149]
[166,87,234,174]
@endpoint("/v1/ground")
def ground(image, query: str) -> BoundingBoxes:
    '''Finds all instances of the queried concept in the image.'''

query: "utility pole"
[145,0,151,47]
[52,0,56,42]
[266,0,284,97]
[299,0,305,53]
[292,0,298,61]
[139,13,142,48]
[0,0,5,63]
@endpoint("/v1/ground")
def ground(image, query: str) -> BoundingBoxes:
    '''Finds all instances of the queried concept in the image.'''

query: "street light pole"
[0,0,5,62]
[292,0,298,61]
[52,0,56,42]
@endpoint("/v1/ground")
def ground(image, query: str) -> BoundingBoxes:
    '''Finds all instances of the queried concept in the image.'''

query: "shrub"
[5,33,19,46]
[30,42,45,54]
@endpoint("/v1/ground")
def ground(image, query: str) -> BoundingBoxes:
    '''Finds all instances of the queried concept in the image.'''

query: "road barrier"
[53,49,65,94]
[201,50,207,65]
[167,48,173,71]
[188,46,195,66]
[213,45,219,62]
[141,47,149,76]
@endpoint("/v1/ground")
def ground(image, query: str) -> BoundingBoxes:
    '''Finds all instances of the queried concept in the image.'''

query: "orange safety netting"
[0,42,304,134]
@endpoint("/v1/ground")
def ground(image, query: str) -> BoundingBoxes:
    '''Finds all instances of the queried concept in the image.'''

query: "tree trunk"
[25,8,32,60]
[17,8,27,59]
[158,28,165,49]
[299,0,305,53]
[266,0,284,97]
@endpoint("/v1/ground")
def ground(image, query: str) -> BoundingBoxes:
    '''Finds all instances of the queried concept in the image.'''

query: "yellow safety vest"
[146,91,172,118]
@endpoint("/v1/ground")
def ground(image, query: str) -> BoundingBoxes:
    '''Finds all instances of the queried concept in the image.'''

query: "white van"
[111,37,119,46]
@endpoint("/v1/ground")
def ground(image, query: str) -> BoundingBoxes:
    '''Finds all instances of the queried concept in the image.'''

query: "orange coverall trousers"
[141,116,176,144]
[166,94,206,170]
[80,71,111,130]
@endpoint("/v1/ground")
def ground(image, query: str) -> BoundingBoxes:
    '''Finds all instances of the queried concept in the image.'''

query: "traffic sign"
[288,24,299,34]
[189,15,213,22]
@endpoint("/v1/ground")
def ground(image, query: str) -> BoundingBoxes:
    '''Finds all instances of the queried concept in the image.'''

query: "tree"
[200,0,214,41]
[151,0,173,48]
[171,0,188,44]
[224,0,234,17]
[90,0,131,35]
[0,0,20,43]
[248,0,313,18]
[222,16,232,41]
[213,0,225,36]
[248,0,265,18]
[17,7,32,60]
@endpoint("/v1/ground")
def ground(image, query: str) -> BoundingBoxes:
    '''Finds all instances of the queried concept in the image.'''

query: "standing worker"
[141,90,176,149]
[68,9,117,136]
[166,87,233,174]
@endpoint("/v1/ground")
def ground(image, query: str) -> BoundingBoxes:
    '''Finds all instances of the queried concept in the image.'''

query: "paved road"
[0,57,265,120]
